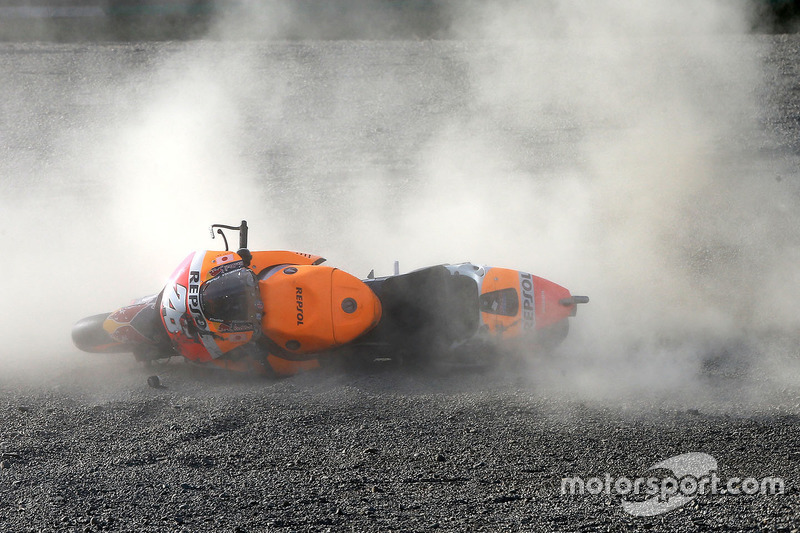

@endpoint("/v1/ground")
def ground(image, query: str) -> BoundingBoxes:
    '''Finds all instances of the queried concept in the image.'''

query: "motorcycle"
[72,221,588,376]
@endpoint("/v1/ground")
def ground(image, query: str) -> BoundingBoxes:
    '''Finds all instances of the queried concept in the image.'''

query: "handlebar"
[210,220,248,251]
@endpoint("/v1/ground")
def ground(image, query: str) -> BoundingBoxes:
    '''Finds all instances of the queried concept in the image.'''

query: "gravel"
[0,354,797,532]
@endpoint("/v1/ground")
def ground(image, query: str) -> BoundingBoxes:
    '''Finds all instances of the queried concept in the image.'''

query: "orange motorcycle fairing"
[480,267,526,338]
[260,265,382,355]
[247,250,325,275]
[478,267,573,339]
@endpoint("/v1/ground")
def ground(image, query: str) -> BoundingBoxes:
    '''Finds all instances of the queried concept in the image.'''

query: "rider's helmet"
[160,250,263,361]
[200,267,262,327]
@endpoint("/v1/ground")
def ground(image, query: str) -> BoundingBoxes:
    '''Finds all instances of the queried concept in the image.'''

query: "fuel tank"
[259,265,382,355]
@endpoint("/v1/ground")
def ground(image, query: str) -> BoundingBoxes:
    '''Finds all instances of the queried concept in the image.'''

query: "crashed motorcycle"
[72,221,588,376]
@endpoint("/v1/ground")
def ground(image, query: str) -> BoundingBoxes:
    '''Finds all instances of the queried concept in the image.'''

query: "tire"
[71,313,130,353]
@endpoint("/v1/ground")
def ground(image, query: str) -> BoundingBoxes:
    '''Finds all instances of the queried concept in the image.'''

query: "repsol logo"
[519,272,535,331]
[187,270,206,328]
[296,287,304,325]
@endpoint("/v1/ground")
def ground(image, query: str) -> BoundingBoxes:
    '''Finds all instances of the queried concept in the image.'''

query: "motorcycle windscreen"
[199,269,260,323]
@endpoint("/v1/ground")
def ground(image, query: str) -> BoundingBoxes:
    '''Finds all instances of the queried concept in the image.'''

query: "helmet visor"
[199,269,260,323]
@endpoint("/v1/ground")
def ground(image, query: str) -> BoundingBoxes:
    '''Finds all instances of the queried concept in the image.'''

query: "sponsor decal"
[296,287,304,325]
[226,333,250,344]
[108,302,148,323]
[209,259,244,278]
[187,269,207,329]
[109,324,152,345]
[218,321,255,333]
[212,253,236,264]
[189,252,223,358]
[519,272,535,330]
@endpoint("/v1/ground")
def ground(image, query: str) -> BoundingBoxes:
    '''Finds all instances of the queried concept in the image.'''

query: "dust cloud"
[2,1,798,404]
[440,0,800,404]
